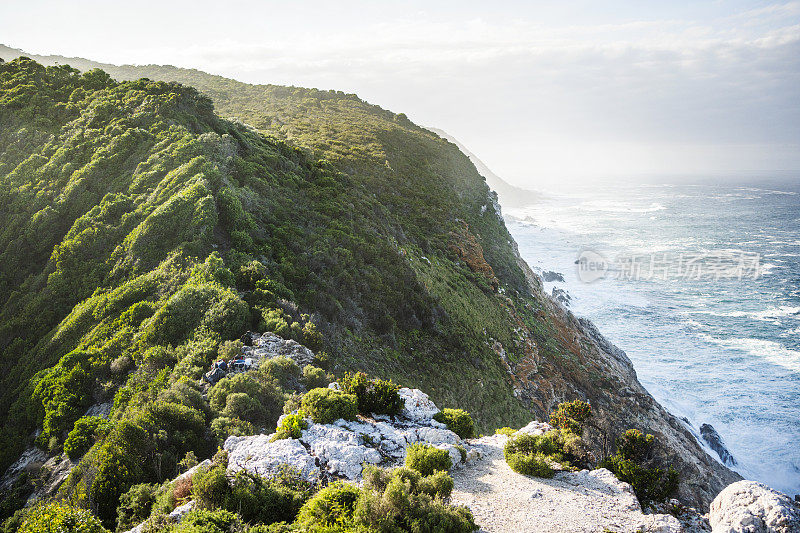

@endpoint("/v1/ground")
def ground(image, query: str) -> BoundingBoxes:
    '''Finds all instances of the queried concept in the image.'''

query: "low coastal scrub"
[505,400,593,477]
[405,443,453,476]
[18,502,109,533]
[340,371,404,416]
[433,408,475,439]
[600,429,680,505]
[271,413,308,441]
[300,387,358,424]
[549,400,592,434]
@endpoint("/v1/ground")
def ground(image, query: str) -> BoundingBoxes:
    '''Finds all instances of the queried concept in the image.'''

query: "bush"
[223,392,266,422]
[226,469,313,525]
[116,483,157,532]
[416,470,454,499]
[300,388,357,424]
[172,509,243,532]
[339,372,403,416]
[259,357,301,390]
[354,468,476,533]
[301,365,328,390]
[549,400,592,434]
[192,463,231,510]
[271,414,308,441]
[405,444,452,476]
[296,481,361,528]
[211,416,256,441]
[208,373,285,429]
[505,451,554,478]
[64,416,112,460]
[503,429,589,477]
[18,502,109,533]
[433,408,475,439]
[600,429,679,505]
[495,427,517,437]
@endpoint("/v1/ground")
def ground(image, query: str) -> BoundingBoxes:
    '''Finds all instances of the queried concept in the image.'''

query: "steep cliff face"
[0,51,738,518]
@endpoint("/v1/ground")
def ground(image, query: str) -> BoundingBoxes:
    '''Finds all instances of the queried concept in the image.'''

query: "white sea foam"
[699,334,800,373]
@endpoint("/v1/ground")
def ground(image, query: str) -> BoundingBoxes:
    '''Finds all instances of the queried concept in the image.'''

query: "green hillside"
[0,56,564,522]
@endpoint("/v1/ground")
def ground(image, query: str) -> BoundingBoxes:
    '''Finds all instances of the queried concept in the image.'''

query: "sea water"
[505,178,800,495]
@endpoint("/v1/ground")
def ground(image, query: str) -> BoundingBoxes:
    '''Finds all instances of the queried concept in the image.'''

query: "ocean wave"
[699,334,800,373]
[578,201,667,214]
[684,306,800,323]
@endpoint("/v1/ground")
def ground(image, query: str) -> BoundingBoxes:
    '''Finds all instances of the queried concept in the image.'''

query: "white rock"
[517,420,553,436]
[709,480,800,533]
[398,388,440,423]
[224,434,318,483]
[415,426,461,446]
[244,332,315,367]
[169,500,196,521]
[435,443,463,467]
[302,423,382,479]
[174,459,212,484]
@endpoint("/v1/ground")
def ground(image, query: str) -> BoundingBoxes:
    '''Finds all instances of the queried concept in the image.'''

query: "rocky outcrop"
[709,481,800,533]
[242,332,315,367]
[224,388,478,484]
[700,423,737,467]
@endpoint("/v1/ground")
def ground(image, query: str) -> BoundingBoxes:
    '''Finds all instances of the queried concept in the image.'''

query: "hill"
[0,50,739,527]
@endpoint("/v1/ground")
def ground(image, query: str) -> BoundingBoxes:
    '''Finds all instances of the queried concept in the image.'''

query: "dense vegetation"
[0,55,553,528]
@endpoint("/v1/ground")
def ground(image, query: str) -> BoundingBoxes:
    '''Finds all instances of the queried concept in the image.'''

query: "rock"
[224,434,318,483]
[700,423,737,466]
[83,401,112,418]
[636,513,683,533]
[25,454,75,505]
[709,480,800,533]
[244,332,315,367]
[552,287,571,307]
[517,420,553,436]
[542,270,566,283]
[174,459,212,484]
[169,500,196,521]
[0,446,49,490]
[302,423,382,479]
[398,388,440,423]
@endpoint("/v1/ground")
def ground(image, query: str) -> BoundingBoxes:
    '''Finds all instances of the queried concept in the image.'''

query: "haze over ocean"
[507,177,800,495]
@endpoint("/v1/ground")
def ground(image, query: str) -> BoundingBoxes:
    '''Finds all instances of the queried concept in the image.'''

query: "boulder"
[700,423,737,467]
[244,332,314,367]
[224,434,318,483]
[302,423,382,479]
[517,420,553,436]
[709,480,800,533]
[398,388,440,423]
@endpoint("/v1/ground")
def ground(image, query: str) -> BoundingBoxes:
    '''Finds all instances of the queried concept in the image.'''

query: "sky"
[2,0,799,187]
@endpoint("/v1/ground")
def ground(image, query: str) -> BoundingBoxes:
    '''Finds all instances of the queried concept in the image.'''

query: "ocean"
[505,178,800,496]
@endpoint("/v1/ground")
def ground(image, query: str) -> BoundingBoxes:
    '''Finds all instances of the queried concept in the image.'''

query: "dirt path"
[450,436,681,533]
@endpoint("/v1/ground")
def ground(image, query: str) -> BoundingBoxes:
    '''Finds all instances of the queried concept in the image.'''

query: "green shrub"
[495,427,517,436]
[296,481,361,528]
[503,429,589,477]
[339,371,403,416]
[191,463,231,510]
[354,469,476,533]
[505,451,554,478]
[172,508,242,532]
[616,428,655,461]
[116,483,157,532]
[18,502,109,533]
[300,388,357,424]
[271,414,308,441]
[223,392,266,422]
[404,444,452,476]
[64,416,112,460]
[301,365,328,390]
[208,373,284,429]
[226,469,313,525]
[211,416,256,441]
[416,470,454,499]
[549,400,592,434]
[600,429,679,505]
[259,357,301,390]
[433,408,474,439]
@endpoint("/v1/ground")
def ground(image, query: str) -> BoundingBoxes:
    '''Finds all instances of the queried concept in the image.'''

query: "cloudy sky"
[2,0,798,187]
